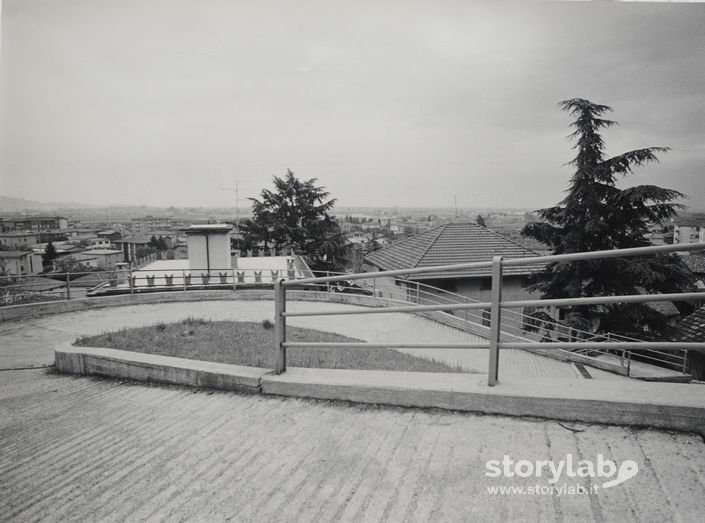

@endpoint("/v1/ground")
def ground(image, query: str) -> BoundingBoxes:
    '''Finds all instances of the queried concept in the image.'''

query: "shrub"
[182,317,209,326]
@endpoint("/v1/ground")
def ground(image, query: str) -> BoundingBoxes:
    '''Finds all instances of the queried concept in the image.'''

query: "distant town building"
[674,224,705,245]
[97,230,122,242]
[113,236,152,264]
[0,216,68,232]
[0,231,42,250]
[76,249,124,270]
[131,216,174,235]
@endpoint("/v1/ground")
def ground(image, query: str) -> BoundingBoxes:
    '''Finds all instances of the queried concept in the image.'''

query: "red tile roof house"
[363,222,541,333]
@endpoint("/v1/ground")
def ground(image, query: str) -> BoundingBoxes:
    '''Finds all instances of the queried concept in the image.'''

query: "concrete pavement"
[4,299,705,521]
[2,367,705,522]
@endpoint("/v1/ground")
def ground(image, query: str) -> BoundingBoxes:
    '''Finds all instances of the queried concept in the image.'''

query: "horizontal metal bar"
[282,340,705,351]
[283,242,705,286]
[285,261,494,286]
[501,242,705,267]
[282,300,492,317]
[283,342,490,349]
[500,342,705,350]
[499,291,705,310]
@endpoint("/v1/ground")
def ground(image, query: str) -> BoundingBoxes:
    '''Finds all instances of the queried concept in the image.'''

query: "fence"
[0,264,306,304]
[274,243,705,385]
[302,273,689,375]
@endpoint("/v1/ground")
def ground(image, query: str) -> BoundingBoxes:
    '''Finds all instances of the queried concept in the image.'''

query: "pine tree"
[521,99,692,337]
[241,169,346,271]
[43,242,58,268]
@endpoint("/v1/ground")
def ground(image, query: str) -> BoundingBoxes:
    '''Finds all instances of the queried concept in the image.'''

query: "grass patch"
[75,318,466,373]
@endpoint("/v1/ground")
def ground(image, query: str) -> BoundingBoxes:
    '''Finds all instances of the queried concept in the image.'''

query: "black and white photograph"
[1,0,705,521]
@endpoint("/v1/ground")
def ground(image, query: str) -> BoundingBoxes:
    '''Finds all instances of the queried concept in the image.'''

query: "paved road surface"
[2,368,704,522]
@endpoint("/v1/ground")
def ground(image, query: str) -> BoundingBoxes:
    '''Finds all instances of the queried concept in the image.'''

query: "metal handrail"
[273,243,705,384]
[294,270,693,372]
[285,242,705,286]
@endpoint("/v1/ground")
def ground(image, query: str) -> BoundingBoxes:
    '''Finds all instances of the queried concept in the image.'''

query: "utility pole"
[221,178,245,250]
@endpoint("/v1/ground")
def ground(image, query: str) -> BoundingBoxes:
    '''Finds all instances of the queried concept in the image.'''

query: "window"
[482,308,491,327]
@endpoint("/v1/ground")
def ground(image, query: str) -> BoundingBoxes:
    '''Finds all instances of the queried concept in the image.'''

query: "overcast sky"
[1,0,703,210]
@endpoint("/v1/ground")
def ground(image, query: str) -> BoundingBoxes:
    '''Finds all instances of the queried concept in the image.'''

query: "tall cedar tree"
[521,99,692,338]
[241,170,347,271]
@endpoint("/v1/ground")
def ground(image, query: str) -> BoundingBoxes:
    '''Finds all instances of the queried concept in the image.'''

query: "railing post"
[416,281,420,304]
[65,272,71,300]
[488,256,503,386]
[129,270,134,295]
[682,349,689,374]
[274,279,287,374]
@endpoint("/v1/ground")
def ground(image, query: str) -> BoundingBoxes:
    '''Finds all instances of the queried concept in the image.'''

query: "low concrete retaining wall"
[0,289,388,323]
[55,345,705,436]
[55,344,268,394]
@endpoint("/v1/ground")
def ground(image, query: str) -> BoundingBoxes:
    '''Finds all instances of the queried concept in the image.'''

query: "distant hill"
[0,195,97,212]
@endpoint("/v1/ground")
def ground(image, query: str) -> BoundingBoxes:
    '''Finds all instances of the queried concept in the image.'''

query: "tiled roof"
[683,254,705,274]
[364,223,540,280]
[669,306,705,344]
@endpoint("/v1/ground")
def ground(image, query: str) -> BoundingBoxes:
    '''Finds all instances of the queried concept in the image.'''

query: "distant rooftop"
[80,249,123,255]
[365,222,540,280]
[0,250,35,257]
[0,231,41,237]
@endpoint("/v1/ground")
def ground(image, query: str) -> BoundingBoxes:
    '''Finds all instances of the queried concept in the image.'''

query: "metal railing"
[274,243,705,385]
[0,264,305,303]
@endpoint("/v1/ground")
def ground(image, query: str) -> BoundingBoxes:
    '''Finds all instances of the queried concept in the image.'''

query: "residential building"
[78,249,124,269]
[131,216,174,235]
[0,251,43,276]
[674,224,705,245]
[0,231,42,250]
[97,230,122,242]
[0,216,68,232]
[364,222,541,328]
[113,236,152,264]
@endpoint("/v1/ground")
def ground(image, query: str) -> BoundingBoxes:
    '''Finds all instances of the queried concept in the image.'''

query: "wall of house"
[96,253,122,270]
[0,253,43,276]
[402,275,535,332]
[0,234,41,249]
